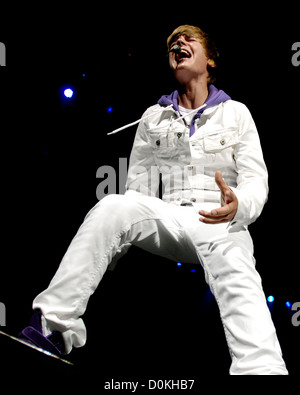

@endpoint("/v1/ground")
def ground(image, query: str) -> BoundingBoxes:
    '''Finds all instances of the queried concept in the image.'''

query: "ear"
[207,59,216,68]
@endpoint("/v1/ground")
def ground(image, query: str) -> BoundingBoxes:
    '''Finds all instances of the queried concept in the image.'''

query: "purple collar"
[158,85,231,136]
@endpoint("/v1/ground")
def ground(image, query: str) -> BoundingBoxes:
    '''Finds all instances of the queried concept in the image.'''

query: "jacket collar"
[158,84,231,118]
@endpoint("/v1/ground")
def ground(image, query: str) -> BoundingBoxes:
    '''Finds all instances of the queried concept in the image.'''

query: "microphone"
[169,45,181,54]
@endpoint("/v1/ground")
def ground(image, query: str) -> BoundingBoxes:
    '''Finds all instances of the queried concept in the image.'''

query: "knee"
[87,194,157,224]
[92,194,123,217]
[89,194,137,220]
[99,194,123,208]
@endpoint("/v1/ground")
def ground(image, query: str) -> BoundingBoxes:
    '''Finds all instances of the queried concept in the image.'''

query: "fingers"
[199,216,231,224]
[198,171,238,224]
[199,203,235,224]
[215,171,232,206]
[215,170,228,193]
[198,187,238,224]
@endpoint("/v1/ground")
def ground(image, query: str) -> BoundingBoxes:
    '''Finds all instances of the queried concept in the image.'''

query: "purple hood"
[158,85,231,136]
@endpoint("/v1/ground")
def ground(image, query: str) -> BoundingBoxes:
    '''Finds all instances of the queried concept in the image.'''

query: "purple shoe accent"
[19,310,65,356]
[20,327,64,356]
[29,309,43,332]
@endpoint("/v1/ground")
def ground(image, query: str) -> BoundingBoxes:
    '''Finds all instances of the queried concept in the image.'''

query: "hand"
[199,171,238,224]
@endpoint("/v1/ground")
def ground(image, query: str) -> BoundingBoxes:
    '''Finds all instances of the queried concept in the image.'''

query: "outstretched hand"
[199,171,238,224]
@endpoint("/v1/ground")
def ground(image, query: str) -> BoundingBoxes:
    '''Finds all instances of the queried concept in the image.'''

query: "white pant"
[33,194,288,375]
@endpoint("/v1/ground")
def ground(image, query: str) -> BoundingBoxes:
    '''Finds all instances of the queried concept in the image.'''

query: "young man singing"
[20,25,288,375]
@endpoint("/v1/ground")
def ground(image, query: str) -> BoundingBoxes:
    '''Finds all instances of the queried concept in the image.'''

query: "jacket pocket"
[203,128,239,153]
[148,130,183,159]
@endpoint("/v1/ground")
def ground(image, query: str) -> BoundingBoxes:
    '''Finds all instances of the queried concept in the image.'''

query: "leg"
[190,220,288,375]
[32,195,198,353]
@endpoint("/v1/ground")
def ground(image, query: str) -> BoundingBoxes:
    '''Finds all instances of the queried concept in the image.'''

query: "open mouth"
[176,48,191,62]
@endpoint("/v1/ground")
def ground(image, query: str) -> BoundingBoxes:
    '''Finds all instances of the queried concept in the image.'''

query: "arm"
[199,104,268,226]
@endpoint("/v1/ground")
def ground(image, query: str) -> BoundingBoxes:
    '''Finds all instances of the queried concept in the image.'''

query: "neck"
[178,79,209,110]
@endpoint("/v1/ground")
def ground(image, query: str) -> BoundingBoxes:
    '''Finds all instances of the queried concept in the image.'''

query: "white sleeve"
[230,104,269,227]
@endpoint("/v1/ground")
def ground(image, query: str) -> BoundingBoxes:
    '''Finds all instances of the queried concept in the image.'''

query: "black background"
[0,3,299,383]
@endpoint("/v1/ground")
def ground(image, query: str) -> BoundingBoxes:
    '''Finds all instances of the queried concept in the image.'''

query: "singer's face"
[169,35,209,83]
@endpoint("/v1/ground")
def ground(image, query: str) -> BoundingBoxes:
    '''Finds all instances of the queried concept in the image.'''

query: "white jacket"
[122,88,268,227]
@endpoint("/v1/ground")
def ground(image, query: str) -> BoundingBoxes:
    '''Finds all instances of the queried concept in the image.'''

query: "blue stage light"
[267,295,275,303]
[64,88,74,99]
[177,262,182,267]
[107,107,113,113]
[190,269,196,273]
[286,301,292,308]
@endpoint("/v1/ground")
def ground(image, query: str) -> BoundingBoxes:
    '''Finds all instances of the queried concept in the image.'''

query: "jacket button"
[220,138,226,146]
[190,198,196,203]
[156,140,160,146]
[177,132,182,138]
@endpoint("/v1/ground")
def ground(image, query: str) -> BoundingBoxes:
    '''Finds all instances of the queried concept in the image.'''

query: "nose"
[176,35,186,47]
